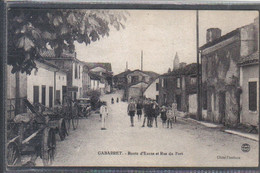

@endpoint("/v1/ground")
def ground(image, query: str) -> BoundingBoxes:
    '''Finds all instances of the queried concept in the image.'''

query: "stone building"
[158,63,197,113]
[200,18,258,126]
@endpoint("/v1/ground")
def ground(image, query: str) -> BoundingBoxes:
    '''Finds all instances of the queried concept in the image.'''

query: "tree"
[8,9,128,74]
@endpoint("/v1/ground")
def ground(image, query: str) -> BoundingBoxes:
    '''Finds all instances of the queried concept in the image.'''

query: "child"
[160,105,167,128]
[166,106,174,128]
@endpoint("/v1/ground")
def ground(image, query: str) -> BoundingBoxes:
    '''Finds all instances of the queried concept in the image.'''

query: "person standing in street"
[100,102,108,130]
[153,101,160,128]
[111,97,114,104]
[136,100,143,121]
[142,99,149,127]
[160,105,167,128]
[172,101,177,123]
[116,97,119,103]
[127,98,136,127]
[147,99,153,127]
[166,106,174,128]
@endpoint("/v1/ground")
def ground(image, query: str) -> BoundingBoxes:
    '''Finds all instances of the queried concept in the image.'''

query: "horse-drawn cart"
[7,99,67,166]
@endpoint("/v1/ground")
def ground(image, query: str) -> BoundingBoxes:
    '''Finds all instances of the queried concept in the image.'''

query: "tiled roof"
[161,63,198,77]
[39,49,75,59]
[127,69,159,78]
[238,51,259,66]
[199,29,239,50]
[84,62,112,72]
[114,70,132,78]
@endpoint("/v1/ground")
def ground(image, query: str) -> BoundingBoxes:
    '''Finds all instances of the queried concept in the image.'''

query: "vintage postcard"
[3,1,259,171]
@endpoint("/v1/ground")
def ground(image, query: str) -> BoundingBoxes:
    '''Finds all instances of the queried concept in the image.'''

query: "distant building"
[84,62,113,94]
[200,18,258,126]
[44,50,84,100]
[173,52,180,70]
[158,63,197,113]
[125,70,159,101]
[113,70,132,89]
[82,65,91,97]
[143,78,159,102]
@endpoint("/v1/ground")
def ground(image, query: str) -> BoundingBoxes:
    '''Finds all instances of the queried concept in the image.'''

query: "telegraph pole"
[196,10,202,121]
[141,50,143,71]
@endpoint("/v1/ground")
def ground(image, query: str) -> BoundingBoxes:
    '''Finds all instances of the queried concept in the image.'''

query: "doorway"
[218,92,226,124]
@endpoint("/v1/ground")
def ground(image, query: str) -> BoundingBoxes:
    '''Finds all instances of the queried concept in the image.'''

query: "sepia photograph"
[3,3,259,170]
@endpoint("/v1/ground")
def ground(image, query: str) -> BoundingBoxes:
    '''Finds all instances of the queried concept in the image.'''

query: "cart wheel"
[41,128,56,166]
[72,108,79,130]
[7,142,21,166]
[58,119,66,141]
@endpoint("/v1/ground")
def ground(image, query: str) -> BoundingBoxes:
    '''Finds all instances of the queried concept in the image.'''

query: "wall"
[201,37,241,125]
[56,71,67,103]
[72,62,83,98]
[27,62,55,107]
[127,71,150,84]
[6,65,28,119]
[128,82,148,101]
[188,94,197,114]
[144,78,159,100]
[241,64,259,126]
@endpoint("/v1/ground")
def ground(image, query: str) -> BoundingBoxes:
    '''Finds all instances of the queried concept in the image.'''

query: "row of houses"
[6,50,112,120]
[114,69,159,101]
[115,17,259,128]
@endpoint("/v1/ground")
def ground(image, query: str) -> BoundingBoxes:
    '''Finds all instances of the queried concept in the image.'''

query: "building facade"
[143,78,159,102]
[200,18,258,126]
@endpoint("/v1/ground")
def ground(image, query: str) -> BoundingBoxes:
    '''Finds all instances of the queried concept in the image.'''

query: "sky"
[75,10,258,75]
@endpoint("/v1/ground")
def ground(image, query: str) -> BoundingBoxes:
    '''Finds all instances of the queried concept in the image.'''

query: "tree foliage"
[8,9,128,74]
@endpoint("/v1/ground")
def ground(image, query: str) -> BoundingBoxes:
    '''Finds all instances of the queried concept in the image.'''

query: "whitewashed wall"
[56,71,67,102]
[188,93,197,114]
[27,61,55,107]
[144,78,159,100]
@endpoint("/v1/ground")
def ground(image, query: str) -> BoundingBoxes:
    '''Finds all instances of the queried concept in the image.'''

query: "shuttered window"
[249,82,257,111]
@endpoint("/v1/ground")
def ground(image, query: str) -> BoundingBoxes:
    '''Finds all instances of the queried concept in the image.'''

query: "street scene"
[5,9,259,168]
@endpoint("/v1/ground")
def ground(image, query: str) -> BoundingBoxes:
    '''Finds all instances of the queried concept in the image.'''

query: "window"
[41,85,46,105]
[156,83,159,91]
[190,77,196,85]
[56,90,61,104]
[49,86,53,108]
[249,81,257,111]
[163,94,167,104]
[156,95,159,103]
[79,65,81,79]
[33,86,39,104]
[75,63,78,79]
[163,78,167,88]
[203,90,207,110]
[177,78,181,88]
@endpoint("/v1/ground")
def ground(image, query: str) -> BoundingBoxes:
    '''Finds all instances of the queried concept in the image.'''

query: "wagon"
[62,97,80,132]
[76,98,92,118]
[7,99,66,166]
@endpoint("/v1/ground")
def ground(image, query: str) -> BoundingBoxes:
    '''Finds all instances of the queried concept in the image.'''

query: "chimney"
[254,17,259,51]
[206,28,221,43]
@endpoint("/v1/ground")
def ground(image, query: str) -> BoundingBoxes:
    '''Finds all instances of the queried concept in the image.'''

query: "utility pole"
[196,10,202,121]
[141,50,143,71]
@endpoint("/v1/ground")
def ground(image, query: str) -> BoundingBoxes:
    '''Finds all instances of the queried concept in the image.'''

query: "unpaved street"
[34,90,258,167]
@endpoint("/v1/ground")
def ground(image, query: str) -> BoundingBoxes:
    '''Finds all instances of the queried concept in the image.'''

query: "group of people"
[127,98,178,128]
[111,97,119,104]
